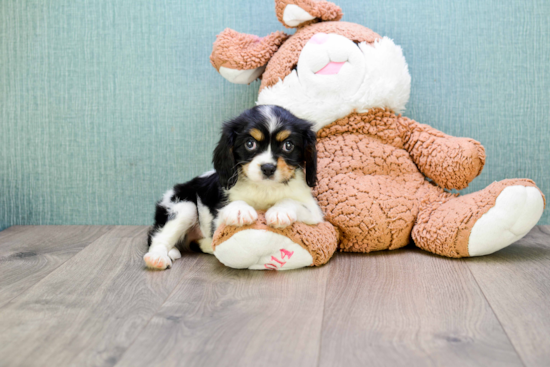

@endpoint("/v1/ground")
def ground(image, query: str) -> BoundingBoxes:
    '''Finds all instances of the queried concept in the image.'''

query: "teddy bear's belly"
[317,133,420,177]
[315,133,440,253]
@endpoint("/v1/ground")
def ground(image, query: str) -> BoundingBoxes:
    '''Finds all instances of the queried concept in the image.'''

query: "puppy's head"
[213,105,317,190]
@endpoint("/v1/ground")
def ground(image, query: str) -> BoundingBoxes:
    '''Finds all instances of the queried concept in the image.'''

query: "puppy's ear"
[303,126,317,187]
[213,123,238,190]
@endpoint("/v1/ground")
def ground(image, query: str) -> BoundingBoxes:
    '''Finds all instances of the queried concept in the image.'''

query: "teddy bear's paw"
[214,229,313,270]
[219,66,266,85]
[266,206,297,228]
[219,201,258,227]
[468,186,544,256]
[282,3,315,27]
[144,250,172,270]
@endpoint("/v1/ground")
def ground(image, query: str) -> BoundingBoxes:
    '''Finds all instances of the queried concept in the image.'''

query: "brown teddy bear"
[209,0,545,270]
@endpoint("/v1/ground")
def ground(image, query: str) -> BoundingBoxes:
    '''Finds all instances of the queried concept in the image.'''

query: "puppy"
[144,105,324,270]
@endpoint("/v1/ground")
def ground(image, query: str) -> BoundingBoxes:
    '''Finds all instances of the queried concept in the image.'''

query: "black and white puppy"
[144,105,323,270]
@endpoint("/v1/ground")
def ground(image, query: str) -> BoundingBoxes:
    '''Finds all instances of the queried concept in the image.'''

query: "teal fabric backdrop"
[1,0,549,231]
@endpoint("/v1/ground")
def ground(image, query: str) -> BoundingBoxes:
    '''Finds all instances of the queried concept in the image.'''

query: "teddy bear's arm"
[210,29,289,84]
[398,117,486,190]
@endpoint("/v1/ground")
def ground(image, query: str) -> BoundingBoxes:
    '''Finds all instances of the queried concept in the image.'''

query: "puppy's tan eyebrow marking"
[249,128,264,141]
[276,130,291,141]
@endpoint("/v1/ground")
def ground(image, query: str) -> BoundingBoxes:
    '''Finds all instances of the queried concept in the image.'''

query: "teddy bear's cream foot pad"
[219,66,266,85]
[282,4,315,27]
[214,229,313,270]
[468,186,544,256]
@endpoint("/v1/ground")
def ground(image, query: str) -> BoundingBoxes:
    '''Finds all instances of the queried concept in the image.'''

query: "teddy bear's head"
[211,0,411,131]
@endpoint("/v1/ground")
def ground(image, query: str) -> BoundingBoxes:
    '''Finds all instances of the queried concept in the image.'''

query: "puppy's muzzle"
[260,163,276,178]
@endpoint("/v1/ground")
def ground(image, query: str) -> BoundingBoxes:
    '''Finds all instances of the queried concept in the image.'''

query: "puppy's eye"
[245,139,257,151]
[283,141,294,153]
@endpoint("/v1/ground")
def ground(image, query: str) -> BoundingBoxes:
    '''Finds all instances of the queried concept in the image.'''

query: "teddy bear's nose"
[310,33,329,44]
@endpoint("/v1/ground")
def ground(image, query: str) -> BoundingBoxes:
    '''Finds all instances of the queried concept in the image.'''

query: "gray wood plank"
[0,226,196,367]
[115,256,331,367]
[318,248,523,367]
[0,225,112,308]
[466,225,550,367]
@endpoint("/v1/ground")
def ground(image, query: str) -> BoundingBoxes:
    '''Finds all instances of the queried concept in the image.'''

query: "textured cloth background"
[1,0,549,230]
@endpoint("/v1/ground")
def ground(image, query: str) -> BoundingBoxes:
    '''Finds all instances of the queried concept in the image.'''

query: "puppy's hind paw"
[144,251,172,270]
[168,248,181,261]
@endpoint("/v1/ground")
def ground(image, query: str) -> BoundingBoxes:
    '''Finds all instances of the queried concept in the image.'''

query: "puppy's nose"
[310,33,329,44]
[260,163,276,178]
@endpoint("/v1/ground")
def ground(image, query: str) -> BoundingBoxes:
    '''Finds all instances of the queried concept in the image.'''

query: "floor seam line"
[113,255,202,366]
[315,265,332,367]
[464,260,527,367]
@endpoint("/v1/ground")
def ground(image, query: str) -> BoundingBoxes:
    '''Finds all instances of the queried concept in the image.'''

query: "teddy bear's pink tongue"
[315,61,346,75]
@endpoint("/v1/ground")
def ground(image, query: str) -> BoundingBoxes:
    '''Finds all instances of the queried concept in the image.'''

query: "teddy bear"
[208,0,545,270]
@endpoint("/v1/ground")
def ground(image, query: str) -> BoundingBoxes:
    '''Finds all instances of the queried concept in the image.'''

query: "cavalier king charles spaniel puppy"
[144,105,323,269]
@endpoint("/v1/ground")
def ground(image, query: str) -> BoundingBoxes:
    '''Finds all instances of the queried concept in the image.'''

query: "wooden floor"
[0,226,549,367]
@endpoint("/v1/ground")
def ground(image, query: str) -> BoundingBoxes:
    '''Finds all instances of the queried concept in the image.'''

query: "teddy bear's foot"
[213,213,339,269]
[214,229,313,270]
[468,185,544,256]
[413,179,545,258]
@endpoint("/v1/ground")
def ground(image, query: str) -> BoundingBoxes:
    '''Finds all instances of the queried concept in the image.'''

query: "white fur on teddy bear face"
[257,34,411,131]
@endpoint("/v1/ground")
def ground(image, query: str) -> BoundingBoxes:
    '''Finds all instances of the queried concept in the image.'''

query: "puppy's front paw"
[266,207,297,228]
[144,251,172,270]
[220,202,258,227]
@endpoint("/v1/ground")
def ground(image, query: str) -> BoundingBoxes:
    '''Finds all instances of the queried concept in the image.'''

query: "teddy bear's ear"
[210,29,290,85]
[275,0,343,28]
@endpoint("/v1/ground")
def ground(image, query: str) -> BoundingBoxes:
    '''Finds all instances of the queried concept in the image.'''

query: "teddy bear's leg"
[214,229,314,270]
[212,213,338,270]
[315,174,429,253]
[412,179,545,258]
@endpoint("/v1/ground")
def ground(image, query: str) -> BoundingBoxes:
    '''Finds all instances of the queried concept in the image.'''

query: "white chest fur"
[227,170,313,210]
